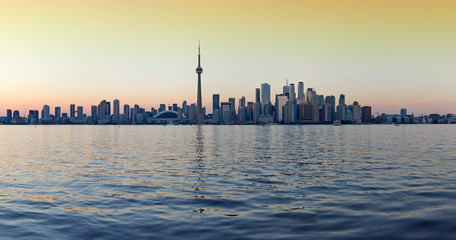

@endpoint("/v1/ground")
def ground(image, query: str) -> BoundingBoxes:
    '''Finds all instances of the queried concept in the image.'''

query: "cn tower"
[196,41,203,124]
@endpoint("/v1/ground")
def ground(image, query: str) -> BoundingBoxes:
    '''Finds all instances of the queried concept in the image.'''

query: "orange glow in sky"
[0,0,455,115]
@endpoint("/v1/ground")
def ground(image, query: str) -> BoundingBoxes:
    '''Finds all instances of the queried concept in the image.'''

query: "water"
[0,125,455,239]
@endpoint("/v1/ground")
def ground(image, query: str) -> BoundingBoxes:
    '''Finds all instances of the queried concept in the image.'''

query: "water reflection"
[192,126,206,215]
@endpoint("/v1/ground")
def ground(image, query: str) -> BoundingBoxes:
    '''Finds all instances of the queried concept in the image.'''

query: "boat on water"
[333,120,341,126]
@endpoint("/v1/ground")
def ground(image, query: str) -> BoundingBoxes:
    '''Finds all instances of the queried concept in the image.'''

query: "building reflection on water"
[191,126,206,215]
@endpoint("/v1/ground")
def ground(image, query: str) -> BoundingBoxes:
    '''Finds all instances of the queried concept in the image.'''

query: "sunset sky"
[0,0,455,115]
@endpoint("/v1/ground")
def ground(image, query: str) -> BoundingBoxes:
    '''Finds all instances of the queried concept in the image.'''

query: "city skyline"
[0,1,455,115]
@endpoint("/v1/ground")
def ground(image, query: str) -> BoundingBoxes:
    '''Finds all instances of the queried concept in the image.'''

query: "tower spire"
[196,41,204,125]
[198,40,201,67]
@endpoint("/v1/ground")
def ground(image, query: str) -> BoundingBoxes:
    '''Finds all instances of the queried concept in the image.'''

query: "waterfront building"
[239,96,246,109]
[28,110,39,124]
[353,101,361,123]
[263,102,273,116]
[246,102,254,123]
[77,106,84,121]
[124,104,130,122]
[283,81,290,98]
[220,102,231,124]
[55,107,61,120]
[362,106,372,123]
[91,105,97,121]
[70,104,76,119]
[228,98,236,122]
[289,83,296,102]
[325,95,336,122]
[213,94,220,114]
[401,108,407,116]
[42,105,50,121]
[113,99,120,123]
[345,106,354,122]
[284,100,297,124]
[321,103,331,123]
[255,88,261,103]
[336,104,346,121]
[299,102,319,123]
[261,83,271,106]
[7,109,12,123]
[275,94,288,123]
[159,104,166,113]
[253,102,262,123]
[298,82,304,103]
[306,88,313,102]
[182,100,188,117]
[339,94,345,106]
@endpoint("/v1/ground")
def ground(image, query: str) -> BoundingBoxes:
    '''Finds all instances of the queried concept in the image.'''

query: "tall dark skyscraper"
[196,42,203,125]
[213,94,220,114]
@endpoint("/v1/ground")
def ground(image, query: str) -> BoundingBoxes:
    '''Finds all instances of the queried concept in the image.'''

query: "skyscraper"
[124,104,130,121]
[298,82,304,103]
[113,99,120,123]
[306,88,313,102]
[289,83,296,101]
[339,94,345,105]
[213,94,220,114]
[42,105,50,120]
[55,107,61,120]
[228,97,236,122]
[255,88,261,103]
[362,106,372,123]
[283,79,290,98]
[261,83,270,106]
[70,104,75,119]
[77,106,84,120]
[196,42,203,125]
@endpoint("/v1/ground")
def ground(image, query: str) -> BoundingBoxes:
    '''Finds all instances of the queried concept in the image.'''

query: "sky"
[0,0,455,116]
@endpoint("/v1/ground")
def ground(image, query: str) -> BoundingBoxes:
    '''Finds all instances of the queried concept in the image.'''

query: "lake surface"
[0,125,455,239]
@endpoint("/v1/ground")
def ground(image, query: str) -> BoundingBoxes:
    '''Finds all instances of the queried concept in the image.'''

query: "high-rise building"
[275,94,288,123]
[339,94,345,106]
[299,102,319,123]
[239,96,246,109]
[246,102,254,123]
[124,104,130,121]
[321,103,331,123]
[228,97,236,121]
[77,106,83,120]
[172,104,178,112]
[289,83,296,101]
[255,88,261,103]
[353,101,361,123]
[298,82,304,103]
[113,99,120,123]
[213,94,220,114]
[42,105,50,120]
[261,83,270,106]
[55,107,61,120]
[182,100,188,117]
[306,88,313,102]
[159,104,166,112]
[336,104,346,121]
[362,106,372,123]
[195,42,204,125]
[400,108,407,116]
[283,81,290,98]
[70,104,76,119]
[6,109,12,123]
[220,102,231,124]
[325,95,336,122]
[91,105,98,121]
